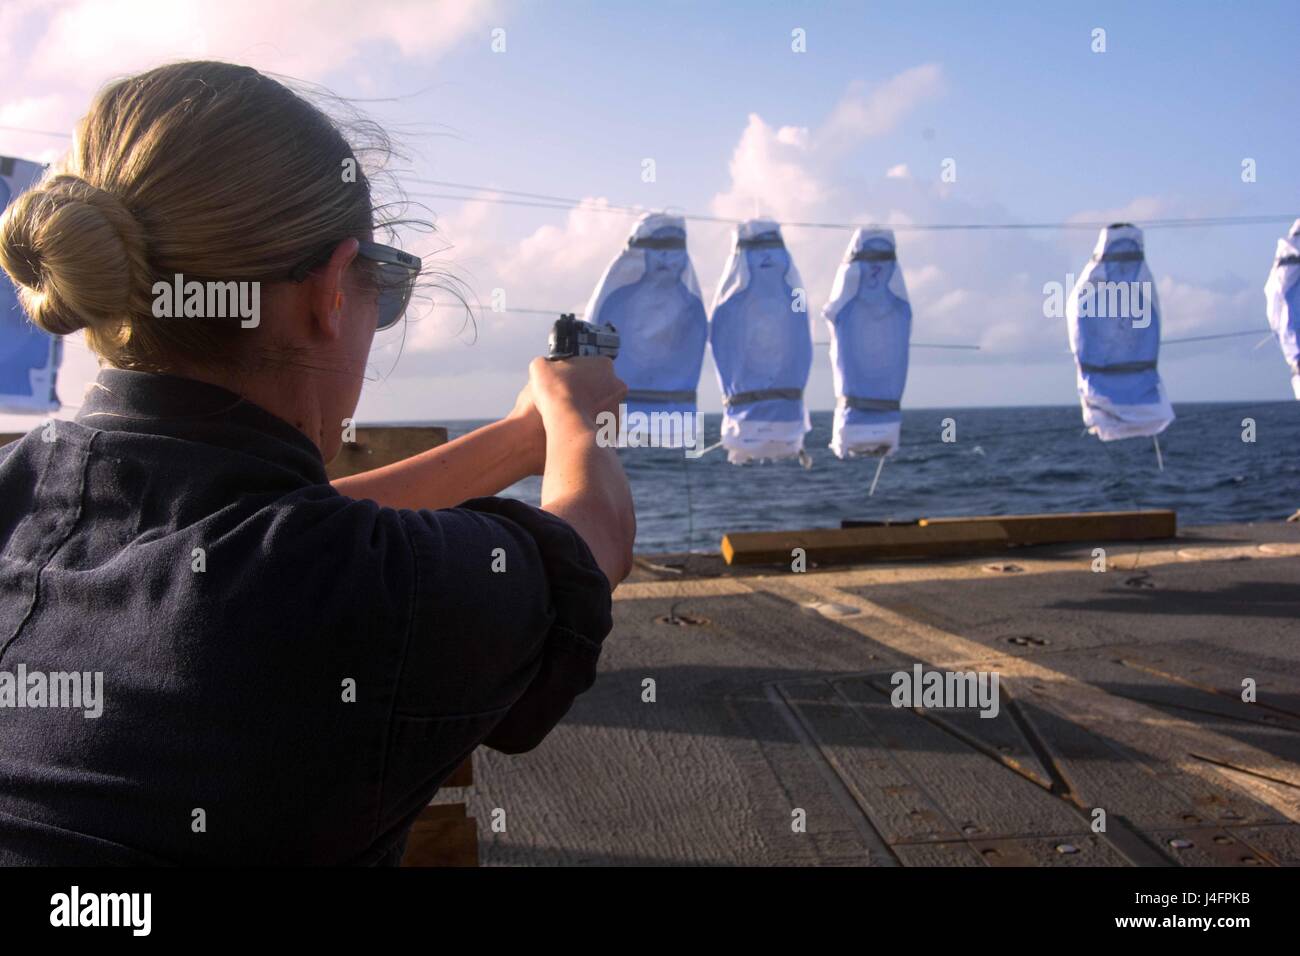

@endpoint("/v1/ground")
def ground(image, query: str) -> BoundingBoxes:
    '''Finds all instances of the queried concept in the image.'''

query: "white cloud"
[817,64,944,152]
[710,113,825,223]
[904,262,942,292]
[374,196,643,374]
[699,65,1067,358]
[1155,276,1256,337]
[1067,196,1170,227]
[0,0,495,157]
[689,68,1261,374]
[26,0,496,86]
[0,94,73,162]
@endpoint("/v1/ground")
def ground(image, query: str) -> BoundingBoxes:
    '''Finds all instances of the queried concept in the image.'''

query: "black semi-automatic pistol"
[546,313,619,361]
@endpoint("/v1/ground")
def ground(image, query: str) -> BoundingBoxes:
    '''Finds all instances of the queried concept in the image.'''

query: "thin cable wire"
[0,124,70,138]
[409,184,1297,232]
[422,304,987,349]
[428,305,574,316]
[407,177,647,211]
[425,300,1266,354]
[3,124,1294,231]
[680,446,695,554]
[1162,329,1267,344]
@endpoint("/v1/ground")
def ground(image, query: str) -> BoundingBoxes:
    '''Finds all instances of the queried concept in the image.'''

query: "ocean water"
[447,401,1299,554]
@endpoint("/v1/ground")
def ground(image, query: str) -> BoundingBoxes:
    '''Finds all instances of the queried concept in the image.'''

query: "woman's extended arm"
[536,409,635,589]
[331,402,545,511]
[334,358,634,588]
[526,356,634,589]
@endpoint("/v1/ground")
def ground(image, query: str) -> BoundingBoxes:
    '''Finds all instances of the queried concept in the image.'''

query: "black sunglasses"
[288,240,422,331]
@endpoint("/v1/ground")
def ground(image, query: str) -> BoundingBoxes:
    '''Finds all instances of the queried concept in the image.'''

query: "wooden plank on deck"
[721,509,1176,566]
[918,510,1176,542]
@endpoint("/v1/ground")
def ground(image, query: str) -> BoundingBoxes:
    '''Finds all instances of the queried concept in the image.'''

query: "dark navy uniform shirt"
[0,369,612,865]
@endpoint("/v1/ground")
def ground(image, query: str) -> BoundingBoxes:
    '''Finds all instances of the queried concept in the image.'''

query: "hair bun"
[0,173,150,336]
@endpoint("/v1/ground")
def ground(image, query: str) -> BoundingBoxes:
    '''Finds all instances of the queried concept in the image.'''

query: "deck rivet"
[655,613,709,627]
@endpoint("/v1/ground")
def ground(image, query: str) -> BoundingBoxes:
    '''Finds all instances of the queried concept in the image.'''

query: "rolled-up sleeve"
[458,497,613,754]
[378,496,613,827]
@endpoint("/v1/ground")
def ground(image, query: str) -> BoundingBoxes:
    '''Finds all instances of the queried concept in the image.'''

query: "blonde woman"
[0,61,634,865]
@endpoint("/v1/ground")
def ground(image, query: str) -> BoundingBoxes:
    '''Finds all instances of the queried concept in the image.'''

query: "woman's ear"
[311,238,360,340]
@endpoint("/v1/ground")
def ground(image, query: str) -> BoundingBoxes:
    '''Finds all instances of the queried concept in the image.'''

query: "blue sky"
[1,0,1298,427]
[394,1,1295,225]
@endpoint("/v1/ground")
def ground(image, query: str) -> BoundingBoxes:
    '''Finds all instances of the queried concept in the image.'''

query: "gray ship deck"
[461,521,1300,866]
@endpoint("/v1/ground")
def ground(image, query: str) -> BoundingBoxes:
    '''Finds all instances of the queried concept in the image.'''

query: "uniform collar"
[76,368,329,486]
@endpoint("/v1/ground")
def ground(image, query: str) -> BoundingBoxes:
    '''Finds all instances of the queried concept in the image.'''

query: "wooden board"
[722,522,1010,566]
[398,755,476,866]
[400,803,479,868]
[443,756,473,789]
[722,510,1176,566]
[918,510,1177,541]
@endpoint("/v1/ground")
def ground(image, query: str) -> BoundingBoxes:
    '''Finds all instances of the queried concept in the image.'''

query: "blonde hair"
[0,61,399,372]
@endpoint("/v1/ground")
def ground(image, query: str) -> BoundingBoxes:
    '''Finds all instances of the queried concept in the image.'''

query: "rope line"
[4,126,1293,230]
[1162,329,1269,344]
[409,187,1295,233]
